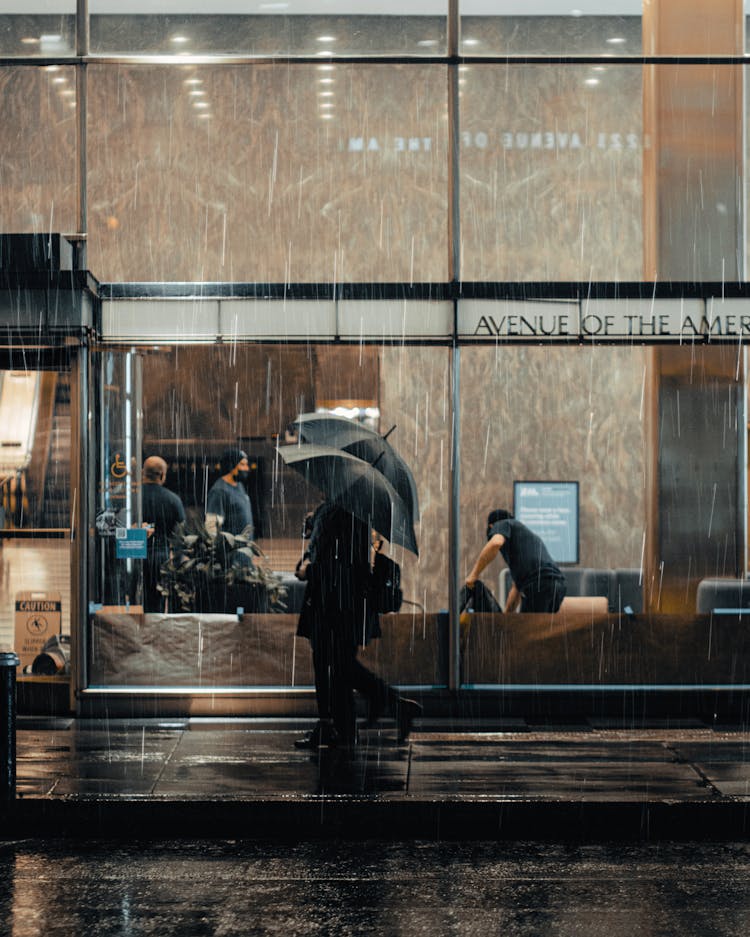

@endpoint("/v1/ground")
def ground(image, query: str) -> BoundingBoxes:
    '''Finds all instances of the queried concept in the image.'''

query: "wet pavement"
[6,716,750,841]
[2,839,750,936]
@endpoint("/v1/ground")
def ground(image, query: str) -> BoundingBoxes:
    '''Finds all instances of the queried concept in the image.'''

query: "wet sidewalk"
[6,715,750,841]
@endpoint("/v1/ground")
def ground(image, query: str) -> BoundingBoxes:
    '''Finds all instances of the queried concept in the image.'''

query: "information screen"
[512,481,579,564]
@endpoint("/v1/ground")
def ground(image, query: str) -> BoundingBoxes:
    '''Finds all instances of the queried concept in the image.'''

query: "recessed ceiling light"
[194,101,209,108]
[606,37,626,44]
[319,91,334,97]
[184,78,202,85]
[189,90,205,96]
[317,64,334,71]
[316,50,333,56]
[417,39,438,47]
[319,102,334,109]
[198,113,212,119]
[60,89,75,96]
[592,66,605,72]
[584,78,600,86]
[319,78,334,84]
[44,65,60,72]
[463,39,480,46]
[53,77,66,84]
[320,114,334,120]
[317,36,336,43]
[171,35,189,44]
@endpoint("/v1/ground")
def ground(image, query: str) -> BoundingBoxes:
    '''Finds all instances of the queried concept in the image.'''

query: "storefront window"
[458,334,745,689]
[0,8,75,58]
[88,335,451,692]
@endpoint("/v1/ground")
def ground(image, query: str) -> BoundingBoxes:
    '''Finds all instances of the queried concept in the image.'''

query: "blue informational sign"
[115,527,149,560]
[513,481,579,564]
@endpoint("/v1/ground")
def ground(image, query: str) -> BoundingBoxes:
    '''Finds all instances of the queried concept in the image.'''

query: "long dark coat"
[296,502,381,647]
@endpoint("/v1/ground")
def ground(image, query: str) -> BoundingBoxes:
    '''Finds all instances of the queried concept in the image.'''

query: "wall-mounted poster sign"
[115,527,148,560]
[513,481,579,565]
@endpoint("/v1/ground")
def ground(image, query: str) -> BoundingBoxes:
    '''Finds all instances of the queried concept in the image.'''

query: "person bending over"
[465,509,566,613]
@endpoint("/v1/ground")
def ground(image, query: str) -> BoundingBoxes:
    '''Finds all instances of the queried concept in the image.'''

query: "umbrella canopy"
[292,413,419,521]
[278,443,419,555]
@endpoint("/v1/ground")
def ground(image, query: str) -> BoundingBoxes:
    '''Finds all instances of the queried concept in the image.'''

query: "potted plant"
[158,521,286,614]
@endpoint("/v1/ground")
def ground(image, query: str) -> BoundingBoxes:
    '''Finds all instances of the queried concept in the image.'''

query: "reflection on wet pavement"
[1,839,750,937]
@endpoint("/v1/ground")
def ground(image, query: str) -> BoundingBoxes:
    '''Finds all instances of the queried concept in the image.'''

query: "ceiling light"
[317,64,334,71]
[61,89,75,96]
[320,114,334,120]
[260,2,289,8]
[570,7,583,14]
[319,102,334,109]
[194,101,209,108]
[317,36,336,42]
[40,34,62,42]
[606,37,626,44]
[417,39,438,47]
[319,91,334,97]
[584,78,600,86]
[20,37,39,44]
[319,78,334,84]
[44,65,60,72]
[316,50,334,56]
[171,35,190,44]
[463,39,480,46]
[184,78,202,85]
[53,77,66,84]
[189,90,205,96]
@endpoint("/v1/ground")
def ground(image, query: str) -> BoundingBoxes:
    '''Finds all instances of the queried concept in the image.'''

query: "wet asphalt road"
[1,839,749,936]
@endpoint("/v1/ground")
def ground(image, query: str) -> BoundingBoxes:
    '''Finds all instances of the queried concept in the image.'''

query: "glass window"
[87,64,448,283]
[458,340,745,689]
[90,3,448,57]
[459,3,642,56]
[0,66,77,235]
[459,63,643,281]
[89,338,450,692]
[0,362,73,656]
[0,7,75,58]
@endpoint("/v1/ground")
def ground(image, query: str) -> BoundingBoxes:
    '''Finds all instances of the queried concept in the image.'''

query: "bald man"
[142,456,185,612]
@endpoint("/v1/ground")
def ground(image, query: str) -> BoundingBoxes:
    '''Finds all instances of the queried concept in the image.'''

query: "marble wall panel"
[87,64,449,283]
[460,64,643,281]
[380,346,452,613]
[0,66,77,234]
[457,346,647,597]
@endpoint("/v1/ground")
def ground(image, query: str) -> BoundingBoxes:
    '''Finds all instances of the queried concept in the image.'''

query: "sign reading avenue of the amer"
[459,300,750,341]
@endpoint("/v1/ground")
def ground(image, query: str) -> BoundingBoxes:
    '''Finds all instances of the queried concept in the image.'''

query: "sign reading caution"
[15,591,62,671]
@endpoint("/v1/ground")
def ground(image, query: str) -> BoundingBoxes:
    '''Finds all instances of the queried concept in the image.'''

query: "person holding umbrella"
[293,498,422,750]
[280,420,422,750]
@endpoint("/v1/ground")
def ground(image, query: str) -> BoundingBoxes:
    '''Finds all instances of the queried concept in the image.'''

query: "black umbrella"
[278,443,419,555]
[291,413,419,521]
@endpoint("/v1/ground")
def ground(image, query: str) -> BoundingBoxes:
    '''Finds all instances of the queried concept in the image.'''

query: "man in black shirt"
[142,456,185,612]
[466,509,566,613]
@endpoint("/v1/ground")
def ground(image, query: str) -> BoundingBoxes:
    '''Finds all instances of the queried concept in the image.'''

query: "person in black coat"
[295,501,420,750]
[141,456,185,612]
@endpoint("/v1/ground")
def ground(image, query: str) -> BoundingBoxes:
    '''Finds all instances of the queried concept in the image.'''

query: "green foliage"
[158,520,286,613]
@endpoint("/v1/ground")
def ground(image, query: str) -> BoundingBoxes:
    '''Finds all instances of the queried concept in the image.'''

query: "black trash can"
[0,651,20,802]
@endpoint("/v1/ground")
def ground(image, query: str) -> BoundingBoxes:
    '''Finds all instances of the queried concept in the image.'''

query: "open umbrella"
[278,443,418,555]
[291,413,419,522]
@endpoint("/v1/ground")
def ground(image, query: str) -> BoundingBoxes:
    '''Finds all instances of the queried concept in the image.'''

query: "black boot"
[396,698,422,743]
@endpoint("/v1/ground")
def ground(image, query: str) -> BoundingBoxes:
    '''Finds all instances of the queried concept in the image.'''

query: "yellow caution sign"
[14,591,62,671]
